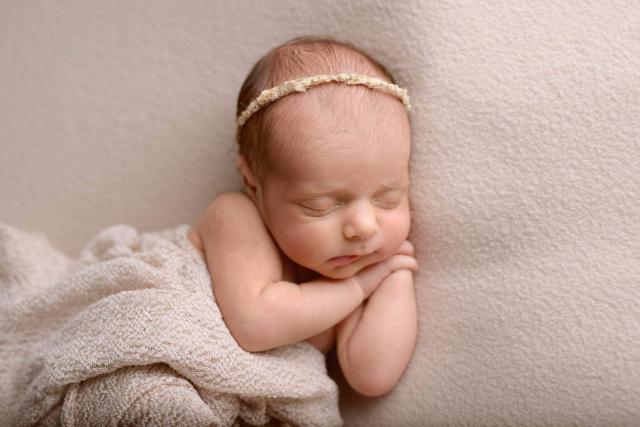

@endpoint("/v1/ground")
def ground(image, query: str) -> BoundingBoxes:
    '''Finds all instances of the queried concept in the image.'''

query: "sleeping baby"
[187,35,418,398]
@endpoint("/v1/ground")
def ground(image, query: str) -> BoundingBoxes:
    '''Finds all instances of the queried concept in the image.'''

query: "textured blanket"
[0,223,342,427]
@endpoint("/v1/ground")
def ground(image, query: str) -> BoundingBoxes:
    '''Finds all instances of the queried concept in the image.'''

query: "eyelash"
[301,204,339,215]
[301,198,401,215]
[376,198,401,208]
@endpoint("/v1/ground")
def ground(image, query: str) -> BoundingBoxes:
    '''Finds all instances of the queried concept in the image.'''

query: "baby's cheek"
[382,210,412,254]
[281,223,328,260]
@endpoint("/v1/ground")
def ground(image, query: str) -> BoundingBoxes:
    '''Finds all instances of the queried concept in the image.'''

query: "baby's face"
[253,87,412,279]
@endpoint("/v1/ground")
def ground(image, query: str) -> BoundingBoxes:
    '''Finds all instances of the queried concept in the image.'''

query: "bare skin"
[188,218,338,353]
[187,193,417,397]
[188,83,418,397]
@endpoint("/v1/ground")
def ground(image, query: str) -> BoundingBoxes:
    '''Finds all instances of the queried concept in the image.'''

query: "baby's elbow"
[222,313,261,353]
[229,319,272,353]
[348,373,398,398]
[339,346,401,397]
[232,330,260,353]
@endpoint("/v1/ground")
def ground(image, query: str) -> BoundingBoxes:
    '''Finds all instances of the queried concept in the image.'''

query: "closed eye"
[373,191,404,208]
[300,201,340,215]
[374,199,401,209]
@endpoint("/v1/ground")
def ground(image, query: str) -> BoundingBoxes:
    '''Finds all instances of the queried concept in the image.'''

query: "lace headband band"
[235,72,412,137]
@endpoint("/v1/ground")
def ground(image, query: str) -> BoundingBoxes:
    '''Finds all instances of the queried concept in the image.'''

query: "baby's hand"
[394,240,415,257]
[349,240,418,300]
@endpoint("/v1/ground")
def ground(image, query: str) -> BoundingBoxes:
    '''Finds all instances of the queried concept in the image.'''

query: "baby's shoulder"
[189,191,314,285]
[189,190,286,283]
[200,191,263,227]
[208,190,256,213]
[188,191,262,249]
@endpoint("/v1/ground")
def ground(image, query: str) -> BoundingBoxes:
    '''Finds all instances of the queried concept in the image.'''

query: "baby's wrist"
[344,276,366,303]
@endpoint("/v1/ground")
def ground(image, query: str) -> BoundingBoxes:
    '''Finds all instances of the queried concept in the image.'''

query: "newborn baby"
[187,36,418,398]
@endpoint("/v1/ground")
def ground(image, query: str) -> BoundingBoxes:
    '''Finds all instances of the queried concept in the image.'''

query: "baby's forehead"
[266,117,410,184]
[270,85,408,142]
[266,137,411,196]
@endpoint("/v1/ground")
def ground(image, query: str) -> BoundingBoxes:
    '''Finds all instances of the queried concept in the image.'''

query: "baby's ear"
[236,154,258,198]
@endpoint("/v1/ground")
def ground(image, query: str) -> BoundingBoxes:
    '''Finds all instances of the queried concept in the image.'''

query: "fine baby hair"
[235,35,412,182]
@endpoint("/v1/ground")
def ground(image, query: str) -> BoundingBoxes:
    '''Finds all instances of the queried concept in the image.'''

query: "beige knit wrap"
[0,223,342,426]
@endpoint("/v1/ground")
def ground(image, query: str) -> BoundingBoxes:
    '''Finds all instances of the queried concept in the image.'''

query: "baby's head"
[235,36,412,279]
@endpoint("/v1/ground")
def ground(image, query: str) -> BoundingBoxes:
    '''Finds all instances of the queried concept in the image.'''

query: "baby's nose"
[343,202,379,240]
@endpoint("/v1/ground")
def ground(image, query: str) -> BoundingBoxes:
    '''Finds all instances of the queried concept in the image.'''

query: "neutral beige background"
[1,1,639,426]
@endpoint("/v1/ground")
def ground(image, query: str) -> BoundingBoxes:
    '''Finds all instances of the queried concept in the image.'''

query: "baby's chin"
[313,260,371,281]
[316,269,357,280]
[315,250,395,280]
[296,251,389,281]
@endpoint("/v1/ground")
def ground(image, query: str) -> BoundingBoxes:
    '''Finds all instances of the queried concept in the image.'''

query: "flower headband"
[235,72,411,139]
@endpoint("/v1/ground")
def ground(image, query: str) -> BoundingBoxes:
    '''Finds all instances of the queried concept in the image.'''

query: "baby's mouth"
[328,255,361,266]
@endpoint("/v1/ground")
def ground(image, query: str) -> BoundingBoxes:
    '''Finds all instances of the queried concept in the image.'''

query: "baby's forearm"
[242,278,364,352]
[337,269,417,397]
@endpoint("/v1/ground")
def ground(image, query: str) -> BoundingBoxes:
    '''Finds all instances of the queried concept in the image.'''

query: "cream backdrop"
[1,1,639,426]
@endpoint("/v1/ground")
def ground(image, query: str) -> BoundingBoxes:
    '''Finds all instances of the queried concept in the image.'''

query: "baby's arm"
[304,245,416,355]
[190,192,416,353]
[336,247,417,397]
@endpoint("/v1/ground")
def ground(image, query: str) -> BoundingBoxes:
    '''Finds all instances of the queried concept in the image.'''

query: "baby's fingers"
[394,240,415,256]
[350,255,414,299]
[386,254,418,272]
